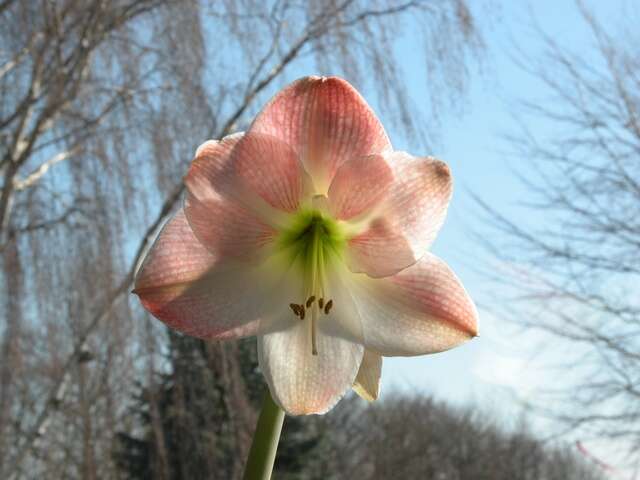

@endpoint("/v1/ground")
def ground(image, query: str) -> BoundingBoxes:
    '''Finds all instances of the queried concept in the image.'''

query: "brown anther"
[306,295,316,308]
[324,299,333,315]
[299,306,306,320]
[318,298,324,309]
[289,303,302,317]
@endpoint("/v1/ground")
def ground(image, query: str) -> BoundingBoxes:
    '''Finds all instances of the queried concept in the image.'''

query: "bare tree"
[1,0,484,478]
[478,0,640,464]
[322,394,606,480]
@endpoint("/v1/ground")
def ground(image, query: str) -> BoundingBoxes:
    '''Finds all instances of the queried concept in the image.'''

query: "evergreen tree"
[114,330,328,479]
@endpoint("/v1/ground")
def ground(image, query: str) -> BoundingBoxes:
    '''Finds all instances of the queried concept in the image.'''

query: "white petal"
[134,211,299,339]
[258,322,364,415]
[353,350,382,401]
[316,265,364,344]
[349,253,478,356]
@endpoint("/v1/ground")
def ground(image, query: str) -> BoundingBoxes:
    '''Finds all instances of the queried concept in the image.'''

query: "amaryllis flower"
[134,76,478,415]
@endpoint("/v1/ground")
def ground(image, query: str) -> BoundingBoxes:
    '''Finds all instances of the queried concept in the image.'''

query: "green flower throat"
[275,208,347,355]
[277,209,346,262]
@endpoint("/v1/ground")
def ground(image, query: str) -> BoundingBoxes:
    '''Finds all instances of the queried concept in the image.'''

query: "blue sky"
[367,0,630,474]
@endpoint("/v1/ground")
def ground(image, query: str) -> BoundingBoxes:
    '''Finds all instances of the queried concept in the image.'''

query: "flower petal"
[251,76,391,192]
[316,264,364,343]
[184,194,276,261]
[186,132,310,216]
[258,323,364,415]
[350,253,478,356]
[133,210,292,339]
[184,133,244,204]
[345,217,416,278]
[185,133,313,259]
[185,133,275,259]
[346,152,453,277]
[327,154,394,220]
[232,133,311,213]
[353,350,382,401]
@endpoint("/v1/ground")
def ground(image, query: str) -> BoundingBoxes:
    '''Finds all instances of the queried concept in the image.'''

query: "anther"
[289,303,301,317]
[324,299,333,315]
[318,298,324,309]
[299,306,306,320]
[306,295,316,308]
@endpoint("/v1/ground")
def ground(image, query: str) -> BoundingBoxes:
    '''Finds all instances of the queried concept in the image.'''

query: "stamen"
[289,303,301,317]
[324,299,333,315]
[318,298,324,309]
[299,305,306,320]
[306,295,316,308]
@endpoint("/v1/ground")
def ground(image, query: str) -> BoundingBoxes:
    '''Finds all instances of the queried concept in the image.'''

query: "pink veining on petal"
[135,211,218,292]
[184,133,288,261]
[250,76,391,190]
[134,210,263,340]
[185,133,244,203]
[346,153,453,277]
[346,217,415,278]
[184,194,275,261]
[232,133,307,213]
[385,154,453,251]
[389,255,478,339]
[327,154,393,220]
[352,253,478,356]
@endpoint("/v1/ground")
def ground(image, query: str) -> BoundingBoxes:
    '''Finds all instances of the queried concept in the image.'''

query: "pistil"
[309,222,322,356]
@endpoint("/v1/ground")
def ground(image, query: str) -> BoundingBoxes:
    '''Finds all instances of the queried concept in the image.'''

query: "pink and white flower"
[134,76,478,415]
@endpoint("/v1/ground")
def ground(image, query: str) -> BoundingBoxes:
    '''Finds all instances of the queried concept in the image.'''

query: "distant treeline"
[114,333,605,480]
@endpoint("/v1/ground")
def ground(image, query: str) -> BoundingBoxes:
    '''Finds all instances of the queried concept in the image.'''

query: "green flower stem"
[243,389,285,480]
